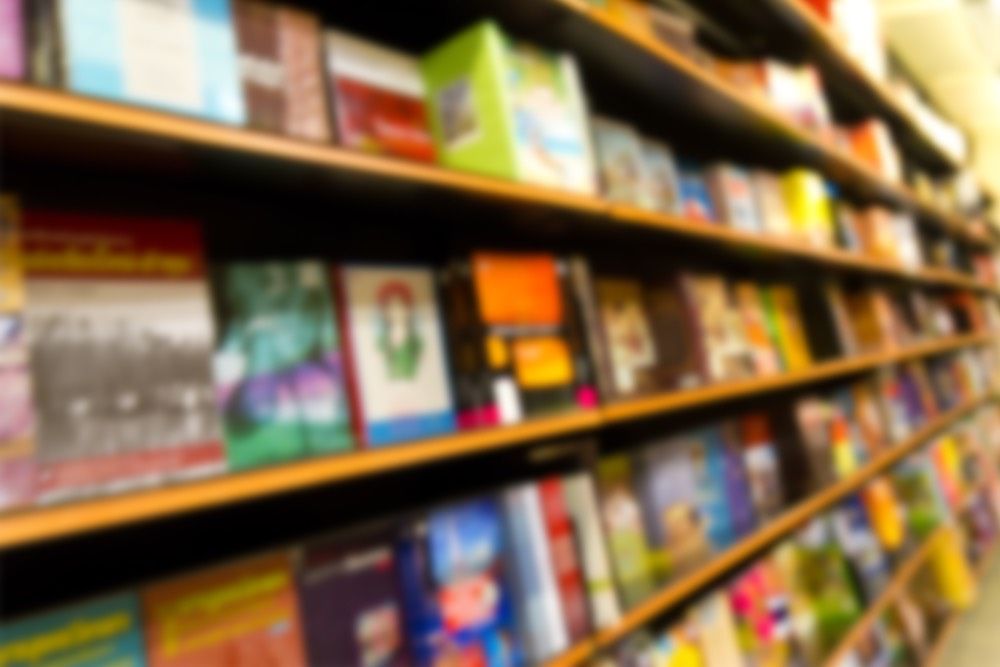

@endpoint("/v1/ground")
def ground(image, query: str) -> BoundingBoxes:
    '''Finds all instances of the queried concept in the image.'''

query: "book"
[538,477,591,642]
[0,0,24,80]
[762,285,812,372]
[422,20,596,194]
[891,456,949,538]
[691,591,745,667]
[20,212,224,503]
[593,277,659,398]
[211,261,354,470]
[325,29,435,161]
[395,498,521,667]
[592,116,653,208]
[0,593,146,666]
[682,274,753,382]
[798,281,851,361]
[705,164,761,232]
[678,162,717,222]
[861,478,906,553]
[684,430,737,550]
[298,535,408,667]
[337,265,456,447]
[738,413,785,520]
[644,275,706,391]
[502,483,569,662]
[651,619,705,667]
[560,470,623,629]
[793,396,838,489]
[751,171,792,237]
[233,1,328,141]
[781,169,834,247]
[733,281,782,376]
[443,253,596,427]
[716,424,758,539]
[45,0,244,124]
[0,195,32,509]
[635,436,712,580]
[595,455,657,607]
[831,495,890,603]
[641,139,682,214]
[143,553,307,666]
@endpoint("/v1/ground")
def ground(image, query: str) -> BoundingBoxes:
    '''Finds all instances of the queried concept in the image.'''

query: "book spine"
[277,6,330,141]
[539,478,591,642]
[331,266,368,447]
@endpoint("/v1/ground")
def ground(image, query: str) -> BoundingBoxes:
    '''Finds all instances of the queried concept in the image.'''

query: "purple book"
[714,425,757,539]
[0,0,23,80]
[299,536,409,667]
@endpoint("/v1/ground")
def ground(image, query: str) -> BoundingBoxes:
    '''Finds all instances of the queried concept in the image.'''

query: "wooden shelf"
[823,527,947,667]
[544,394,997,666]
[1,83,994,292]
[0,331,990,551]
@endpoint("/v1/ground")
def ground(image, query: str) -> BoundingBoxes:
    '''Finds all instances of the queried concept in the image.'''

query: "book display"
[2,0,1000,666]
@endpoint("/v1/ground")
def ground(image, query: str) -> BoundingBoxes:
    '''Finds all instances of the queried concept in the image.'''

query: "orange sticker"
[512,337,573,388]
[472,253,562,325]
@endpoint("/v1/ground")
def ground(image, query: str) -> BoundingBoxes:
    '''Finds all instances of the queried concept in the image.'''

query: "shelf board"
[823,527,946,667]
[1,83,993,289]
[555,395,996,662]
[0,332,990,551]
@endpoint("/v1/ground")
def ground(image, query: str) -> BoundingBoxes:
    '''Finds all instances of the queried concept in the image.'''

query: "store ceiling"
[877,0,1000,196]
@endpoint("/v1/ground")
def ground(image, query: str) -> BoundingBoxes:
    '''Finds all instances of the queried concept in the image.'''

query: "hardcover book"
[644,275,705,390]
[737,413,785,519]
[0,195,32,509]
[592,116,653,208]
[21,212,224,503]
[298,535,408,667]
[325,29,436,161]
[641,139,682,214]
[560,470,623,629]
[733,281,782,375]
[678,161,717,222]
[395,498,521,667]
[717,425,758,539]
[684,429,737,550]
[596,455,657,607]
[212,261,354,470]
[442,253,596,427]
[593,277,659,398]
[538,477,591,642]
[763,284,812,372]
[751,170,792,237]
[502,483,569,662]
[422,20,596,194]
[234,1,329,141]
[0,0,24,80]
[0,593,146,666]
[705,164,761,232]
[338,265,456,447]
[682,273,753,382]
[49,0,244,124]
[781,169,834,247]
[143,553,307,667]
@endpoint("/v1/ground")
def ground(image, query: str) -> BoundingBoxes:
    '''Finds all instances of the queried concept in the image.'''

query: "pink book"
[0,0,24,80]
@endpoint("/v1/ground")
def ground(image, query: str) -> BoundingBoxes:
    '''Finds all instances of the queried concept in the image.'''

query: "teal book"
[212,261,354,470]
[0,593,146,666]
[421,20,596,195]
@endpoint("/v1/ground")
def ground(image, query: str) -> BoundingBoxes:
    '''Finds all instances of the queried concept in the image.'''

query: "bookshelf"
[1,83,995,292]
[2,0,999,663]
[0,333,989,551]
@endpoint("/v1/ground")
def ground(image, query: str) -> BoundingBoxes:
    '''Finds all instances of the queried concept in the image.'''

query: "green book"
[211,261,355,470]
[421,20,596,194]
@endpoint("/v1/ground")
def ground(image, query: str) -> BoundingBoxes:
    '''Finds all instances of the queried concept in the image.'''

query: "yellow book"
[927,526,977,610]
[763,285,812,372]
[780,169,834,247]
[862,478,906,552]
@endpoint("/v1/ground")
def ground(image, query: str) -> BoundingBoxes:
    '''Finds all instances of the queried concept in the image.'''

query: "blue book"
[686,429,735,549]
[715,425,758,539]
[57,0,244,124]
[0,593,146,667]
[396,499,522,667]
[678,161,717,222]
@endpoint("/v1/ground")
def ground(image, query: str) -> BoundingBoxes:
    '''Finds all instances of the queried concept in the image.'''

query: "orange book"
[862,478,905,552]
[144,553,307,667]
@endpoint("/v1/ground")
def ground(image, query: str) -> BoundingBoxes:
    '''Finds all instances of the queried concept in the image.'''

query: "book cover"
[891,456,948,538]
[793,397,837,489]
[851,378,888,455]
[738,413,785,520]
[651,619,704,667]
[705,164,761,232]
[678,161,717,222]
[798,281,850,361]
[212,261,354,470]
[234,1,329,141]
[831,495,890,603]
[763,285,812,372]
[326,29,435,161]
[682,273,753,382]
[422,21,596,194]
[143,553,306,667]
[395,498,521,667]
[0,195,33,509]
[22,212,224,503]
[594,277,659,398]
[0,593,146,666]
[338,265,456,447]
[298,535,408,667]
[751,170,792,237]
[644,275,706,390]
[634,436,712,580]
[560,470,623,629]
[538,477,591,642]
[861,478,906,553]
[0,0,24,80]
[690,591,745,667]
[716,424,758,539]
[733,281,782,376]
[781,169,834,247]
[591,116,653,208]
[595,455,657,607]
[684,429,736,550]
[843,289,889,353]
[641,138,682,214]
[567,256,618,403]
[502,483,569,662]
[54,0,244,124]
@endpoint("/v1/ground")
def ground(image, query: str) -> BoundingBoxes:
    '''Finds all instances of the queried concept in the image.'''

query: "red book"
[538,477,591,641]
